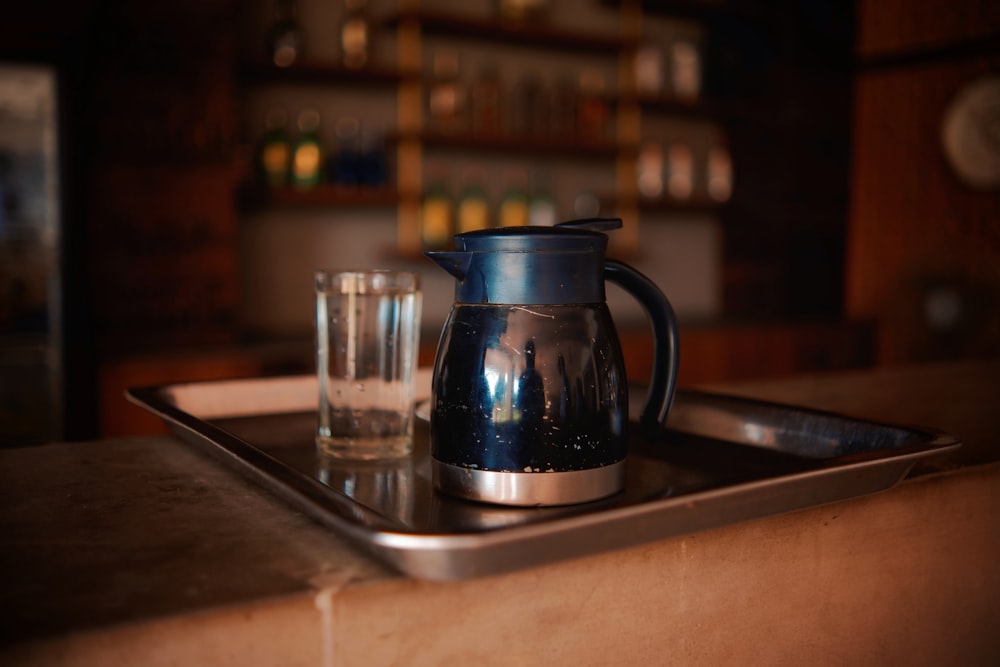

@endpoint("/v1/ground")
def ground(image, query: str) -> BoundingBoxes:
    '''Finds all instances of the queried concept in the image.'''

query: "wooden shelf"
[634,0,770,23]
[237,183,400,211]
[601,194,726,215]
[237,63,721,129]
[237,60,403,86]
[634,94,717,120]
[385,10,628,53]
[403,130,620,159]
[638,197,726,214]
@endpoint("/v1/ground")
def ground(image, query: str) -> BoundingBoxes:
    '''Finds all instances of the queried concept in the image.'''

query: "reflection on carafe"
[425,218,680,507]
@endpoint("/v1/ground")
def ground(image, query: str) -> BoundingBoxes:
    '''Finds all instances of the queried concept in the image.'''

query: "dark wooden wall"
[846,0,1000,364]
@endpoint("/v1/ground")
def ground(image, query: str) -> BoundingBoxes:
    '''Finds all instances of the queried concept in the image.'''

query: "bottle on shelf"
[707,146,733,202]
[471,64,504,137]
[511,74,548,138]
[671,40,701,101]
[269,0,303,68]
[421,164,454,249]
[498,169,530,228]
[667,143,694,200]
[576,68,611,141]
[0,152,12,230]
[258,108,291,188]
[637,141,664,198]
[456,167,491,234]
[527,171,557,226]
[572,191,601,218]
[339,0,371,70]
[548,75,577,139]
[328,116,362,187]
[291,108,323,189]
[358,125,389,188]
[635,43,663,96]
[427,48,467,135]
[495,0,549,23]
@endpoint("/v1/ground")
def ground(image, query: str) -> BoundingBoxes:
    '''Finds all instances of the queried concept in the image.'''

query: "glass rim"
[315,269,421,294]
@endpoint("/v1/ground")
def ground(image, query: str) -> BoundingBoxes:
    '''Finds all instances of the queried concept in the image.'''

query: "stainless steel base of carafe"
[432,459,626,506]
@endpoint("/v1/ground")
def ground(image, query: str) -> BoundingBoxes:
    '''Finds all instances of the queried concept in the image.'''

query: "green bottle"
[456,167,490,233]
[498,168,529,228]
[291,108,323,189]
[421,165,454,249]
[259,108,291,188]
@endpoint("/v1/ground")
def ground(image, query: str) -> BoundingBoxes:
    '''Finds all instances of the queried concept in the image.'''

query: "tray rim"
[126,375,962,581]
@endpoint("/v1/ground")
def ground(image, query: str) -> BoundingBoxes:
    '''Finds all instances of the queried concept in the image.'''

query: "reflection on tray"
[207,389,919,536]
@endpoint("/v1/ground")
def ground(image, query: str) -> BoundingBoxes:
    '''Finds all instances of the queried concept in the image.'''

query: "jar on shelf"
[576,68,611,141]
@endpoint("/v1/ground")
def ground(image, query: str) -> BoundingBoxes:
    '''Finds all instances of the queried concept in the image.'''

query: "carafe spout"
[425,251,472,281]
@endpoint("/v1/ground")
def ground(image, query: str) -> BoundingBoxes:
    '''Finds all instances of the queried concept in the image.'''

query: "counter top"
[2,359,998,665]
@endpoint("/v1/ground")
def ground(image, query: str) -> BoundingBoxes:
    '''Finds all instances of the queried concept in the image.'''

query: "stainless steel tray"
[127,373,960,581]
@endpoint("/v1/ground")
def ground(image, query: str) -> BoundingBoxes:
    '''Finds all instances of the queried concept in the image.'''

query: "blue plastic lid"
[427,219,624,305]
[455,218,621,253]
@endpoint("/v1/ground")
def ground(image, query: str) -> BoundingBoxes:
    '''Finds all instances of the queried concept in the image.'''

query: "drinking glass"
[315,269,422,460]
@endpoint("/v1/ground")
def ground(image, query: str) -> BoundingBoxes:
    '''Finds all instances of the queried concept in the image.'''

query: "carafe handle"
[605,259,680,438]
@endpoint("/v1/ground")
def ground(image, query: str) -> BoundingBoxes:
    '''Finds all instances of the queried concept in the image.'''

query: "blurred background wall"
[0,0,996,440]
